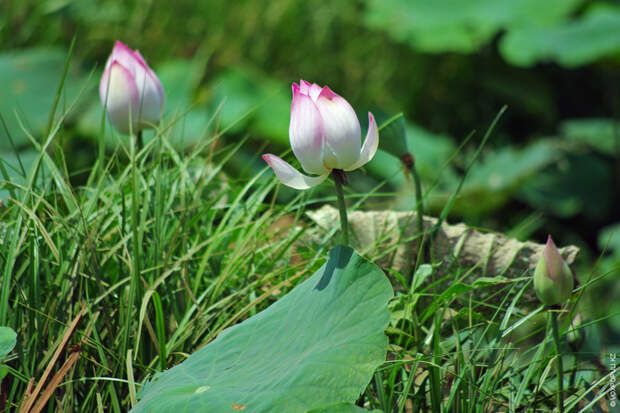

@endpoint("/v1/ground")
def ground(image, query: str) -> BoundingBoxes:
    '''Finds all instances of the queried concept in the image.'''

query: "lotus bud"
[262,80,379,190]
[99,41,165,134]
[533,235,574,306]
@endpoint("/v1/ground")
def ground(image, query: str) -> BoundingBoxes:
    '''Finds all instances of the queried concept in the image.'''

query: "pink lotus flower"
[99,41,165,134]
[262,80,379,189]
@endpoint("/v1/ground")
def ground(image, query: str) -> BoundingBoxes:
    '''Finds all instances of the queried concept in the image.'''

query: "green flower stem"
[403,154,424,238]
[402,153,426,281]
[122,131,142,362]
[97,117,106,178]
[550,310,564,413]
[332,169,349,246]
[137,130,144,151]
[409,155,426,275]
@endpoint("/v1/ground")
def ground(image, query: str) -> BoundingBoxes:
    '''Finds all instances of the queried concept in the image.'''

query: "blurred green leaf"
[432,139,562,215]
[365,148,406,189]
[573,320,603,362]
[0,149,46,201]
[66,0,127,25]
[0,47,86,149]
[404,123,455,179]
[156,58,211,147]
[500,3,620,67]
[252,83,290,146]
[363,0,582,53]
[74,92,103,140]
[377,113,409,160]
[481,71,556,123]
[211,68,259,134]
[371,130,571,217]
[211,68,289,145]
[465,140,560,192]
[365,121,456,191]
[560,118,620,156]
[598,222,620,256]
[159,59,205,115]
[0,326,16,362]
[518,153,615,219]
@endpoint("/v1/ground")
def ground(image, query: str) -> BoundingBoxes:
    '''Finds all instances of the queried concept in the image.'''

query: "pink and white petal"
[105,62,141,134]
[315,90,361,169]
[132,49,149,68]
[289,90,328,175]
[262,154,328,190]
[102,53,115,74]
[99,63,112,107]
[111,41,141,76]
[317,85,339,100]
[299,79,311,95]
[308,83,322,102]
[137,73,164,128]
[131,49,165,103]
[344,112,379,171]
[132,66,165,128]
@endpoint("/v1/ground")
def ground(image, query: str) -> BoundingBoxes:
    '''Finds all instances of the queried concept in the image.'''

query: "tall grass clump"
[0,47,617,413]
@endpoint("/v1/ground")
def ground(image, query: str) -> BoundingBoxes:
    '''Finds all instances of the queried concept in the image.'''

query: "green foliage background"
[1,1,619,410]
[1,0,619,363]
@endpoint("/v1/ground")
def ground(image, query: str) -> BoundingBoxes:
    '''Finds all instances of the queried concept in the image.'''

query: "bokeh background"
[1,0,619,334]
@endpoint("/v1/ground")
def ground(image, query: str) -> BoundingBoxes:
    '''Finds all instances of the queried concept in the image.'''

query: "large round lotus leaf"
[0,47,85,149]
[500,4,620,67]
[0,327,17,362]
[363,0,582,53]
[131,246,393,413]
[307,402,384,412]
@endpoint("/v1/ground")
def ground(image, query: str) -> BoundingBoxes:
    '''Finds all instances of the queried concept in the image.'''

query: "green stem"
[402,153,427,282]
[550,310,564,413]
[137,130,144,152]
[409,157,424,237]
[122,131,142,363]
[410,157,426,274]
[332,169,349,246]
[97,119,106,179]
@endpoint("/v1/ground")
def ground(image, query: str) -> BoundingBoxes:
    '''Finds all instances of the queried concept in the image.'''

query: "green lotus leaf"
[0,327,17,362]
[131,246,393,413]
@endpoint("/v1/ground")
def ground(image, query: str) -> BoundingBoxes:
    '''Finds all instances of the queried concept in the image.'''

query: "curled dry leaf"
[305,206,579,280]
